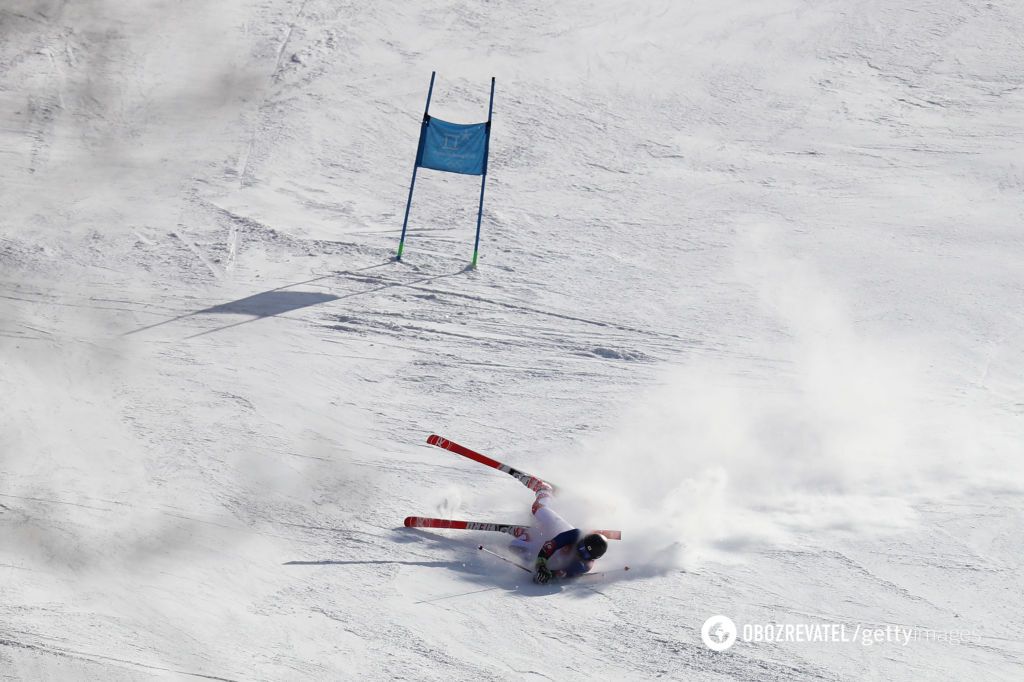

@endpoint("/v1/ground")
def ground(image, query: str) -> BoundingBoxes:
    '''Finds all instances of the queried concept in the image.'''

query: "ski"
[404,516,621,540]
[404,516,529,537]
[426,434,553,492]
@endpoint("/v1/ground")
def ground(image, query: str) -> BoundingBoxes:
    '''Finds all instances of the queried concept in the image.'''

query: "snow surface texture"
[2,0,1023,679]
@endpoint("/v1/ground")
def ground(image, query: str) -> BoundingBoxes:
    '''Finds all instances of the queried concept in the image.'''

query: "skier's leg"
[510,484,564,554]
[508,527,534,554]
[524,475,552,493]
[531,486,572,540]
[531,481,553,511]
[533,504,573,539]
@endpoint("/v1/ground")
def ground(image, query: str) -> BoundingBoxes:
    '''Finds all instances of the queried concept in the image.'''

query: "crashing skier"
[511,481,609,584]
[405,435,619,583]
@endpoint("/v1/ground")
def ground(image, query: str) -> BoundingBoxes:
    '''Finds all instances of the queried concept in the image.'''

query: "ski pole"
[478,545,532,573]
[582,565,631,580]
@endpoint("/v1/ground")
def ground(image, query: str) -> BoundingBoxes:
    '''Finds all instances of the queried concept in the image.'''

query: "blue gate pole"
[471,77,496,268]
[396,71,436,261]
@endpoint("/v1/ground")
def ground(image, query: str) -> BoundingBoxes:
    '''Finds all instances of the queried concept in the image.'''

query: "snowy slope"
[2,0,1023,679]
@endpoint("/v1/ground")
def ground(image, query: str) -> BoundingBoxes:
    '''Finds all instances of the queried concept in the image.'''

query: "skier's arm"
[533,529,583,583]
[537,529,581,560]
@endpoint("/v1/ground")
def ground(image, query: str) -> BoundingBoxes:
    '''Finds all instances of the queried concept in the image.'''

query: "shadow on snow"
[121,260,469,339]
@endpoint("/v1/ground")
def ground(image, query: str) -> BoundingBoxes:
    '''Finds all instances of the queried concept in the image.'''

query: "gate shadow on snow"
[121,260,469,339]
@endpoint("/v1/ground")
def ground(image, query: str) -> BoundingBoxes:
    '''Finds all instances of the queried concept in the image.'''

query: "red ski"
[416,435,622,540]
[404,516,529,537]
[404,516,621,541]
[427,434,552,492]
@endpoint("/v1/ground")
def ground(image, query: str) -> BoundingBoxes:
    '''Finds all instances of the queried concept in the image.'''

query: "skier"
[408,435,617,582]
[510,481,609,584]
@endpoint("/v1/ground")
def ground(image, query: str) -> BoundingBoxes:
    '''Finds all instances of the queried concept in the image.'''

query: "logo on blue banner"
[417,117,489,176]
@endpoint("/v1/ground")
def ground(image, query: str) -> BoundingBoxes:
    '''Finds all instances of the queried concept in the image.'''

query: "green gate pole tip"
[471,250,479,268]
[396,241,405,261]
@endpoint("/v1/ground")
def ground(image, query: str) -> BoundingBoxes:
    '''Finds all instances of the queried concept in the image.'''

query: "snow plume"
[0,0,269,244]
[552,220,1024,571]
[1,329,158,573]
[3,305,235,575]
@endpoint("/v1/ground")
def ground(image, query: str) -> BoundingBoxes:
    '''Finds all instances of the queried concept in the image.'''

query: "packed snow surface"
[2,0,1023,679]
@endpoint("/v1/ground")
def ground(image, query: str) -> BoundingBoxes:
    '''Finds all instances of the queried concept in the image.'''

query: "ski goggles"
[577,541,595,560]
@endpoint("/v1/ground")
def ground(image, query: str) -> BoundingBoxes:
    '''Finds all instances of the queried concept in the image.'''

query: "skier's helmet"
[577,533,608,561]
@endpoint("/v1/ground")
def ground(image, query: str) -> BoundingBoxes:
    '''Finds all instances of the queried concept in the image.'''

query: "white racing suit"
[510,485,594,580]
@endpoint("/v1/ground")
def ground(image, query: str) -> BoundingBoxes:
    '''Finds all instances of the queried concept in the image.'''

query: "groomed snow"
[2,0,1023,679]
